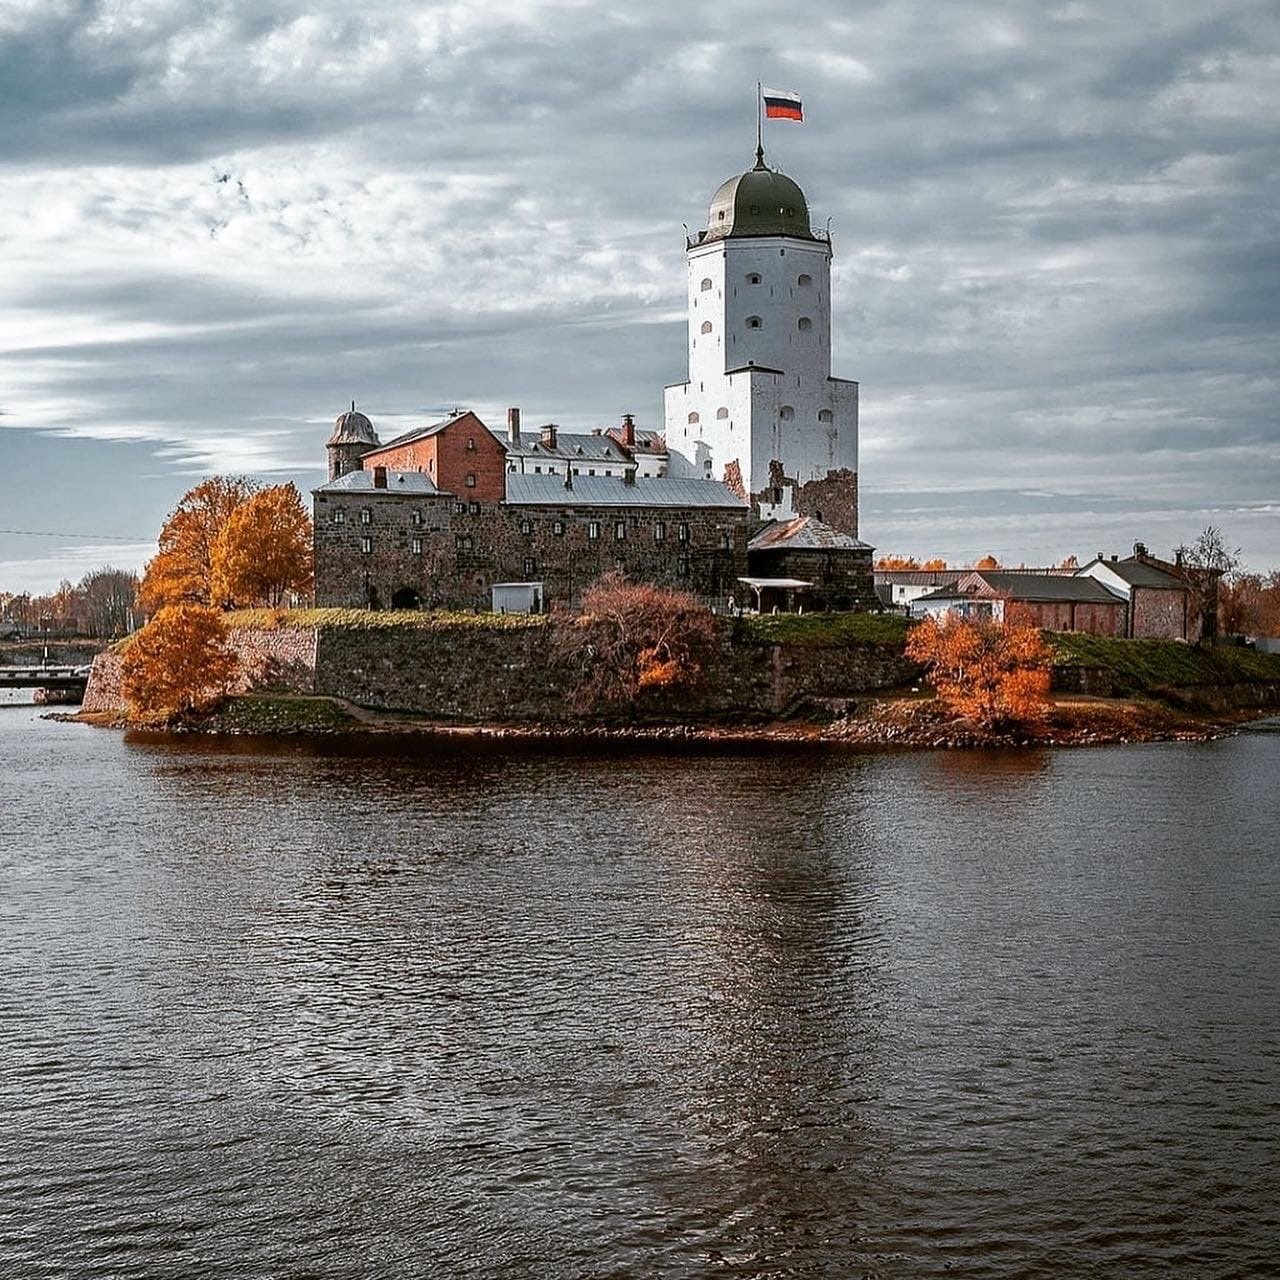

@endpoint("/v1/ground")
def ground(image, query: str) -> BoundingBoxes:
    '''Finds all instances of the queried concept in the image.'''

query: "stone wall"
[312,621,917,722]
[81,627,317,713]
[1131,586,1194,641]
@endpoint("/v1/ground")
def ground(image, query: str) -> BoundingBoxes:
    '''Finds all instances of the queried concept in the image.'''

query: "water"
[2,702,1278,1278]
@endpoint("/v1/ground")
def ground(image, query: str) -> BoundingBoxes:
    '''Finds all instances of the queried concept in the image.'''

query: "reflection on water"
[1,707,1278,1278]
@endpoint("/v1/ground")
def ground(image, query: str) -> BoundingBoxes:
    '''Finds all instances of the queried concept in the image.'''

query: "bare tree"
[78,567,139,637]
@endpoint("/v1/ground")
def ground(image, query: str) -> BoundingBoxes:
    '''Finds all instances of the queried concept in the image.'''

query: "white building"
[664,145,860,534]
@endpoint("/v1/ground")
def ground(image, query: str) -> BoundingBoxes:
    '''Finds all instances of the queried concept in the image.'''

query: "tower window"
[818,409,833,423]
[411,509,423,526]
[360,508,372,525]
[745,316,762,330]
[332,509,345,524]
[700,320,713,334]
[411,537,422,555]
[687,411,700,425]
[465,472,476,488]
[798,273,812,286]
[700,277,713,291]
[360,536,372,554]
[798,317,812,331]
[716,407,729,419]
[747,273,762,285]
[466,437,476,451]
[780,405,795,421]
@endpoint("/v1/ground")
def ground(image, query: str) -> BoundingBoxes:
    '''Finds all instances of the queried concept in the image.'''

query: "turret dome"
[702,148,813,241]
[327,405,379,448]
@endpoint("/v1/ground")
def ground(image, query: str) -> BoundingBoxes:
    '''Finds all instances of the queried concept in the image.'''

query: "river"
[2,701,1278,1278]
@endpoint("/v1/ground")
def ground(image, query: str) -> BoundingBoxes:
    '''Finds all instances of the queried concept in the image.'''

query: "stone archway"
[390,587,420,611]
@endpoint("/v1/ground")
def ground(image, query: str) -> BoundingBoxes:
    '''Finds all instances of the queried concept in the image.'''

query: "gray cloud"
[1,0,1278,589]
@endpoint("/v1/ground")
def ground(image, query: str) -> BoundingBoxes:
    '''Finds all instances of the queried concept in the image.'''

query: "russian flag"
[762,88,803,121]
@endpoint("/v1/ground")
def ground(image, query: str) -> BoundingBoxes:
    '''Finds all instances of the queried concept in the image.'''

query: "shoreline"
[58,692,1279,749]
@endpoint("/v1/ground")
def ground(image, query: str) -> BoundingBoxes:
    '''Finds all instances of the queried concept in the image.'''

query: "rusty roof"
[749,516,871,553]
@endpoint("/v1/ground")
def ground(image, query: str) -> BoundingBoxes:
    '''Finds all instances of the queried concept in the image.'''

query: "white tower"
[664,146,859,533]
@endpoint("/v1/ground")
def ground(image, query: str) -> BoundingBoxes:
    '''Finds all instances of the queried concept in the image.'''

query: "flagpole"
[756,80,763,164]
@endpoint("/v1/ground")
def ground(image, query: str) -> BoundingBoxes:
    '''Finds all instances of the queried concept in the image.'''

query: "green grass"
[1049,632,1280,695]
[737,611,911,647]
[208,695,358,733]
[223,607,548,632]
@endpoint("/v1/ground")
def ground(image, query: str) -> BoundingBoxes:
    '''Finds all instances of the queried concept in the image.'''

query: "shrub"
[906,615,1051,728]
[550,571,718,713]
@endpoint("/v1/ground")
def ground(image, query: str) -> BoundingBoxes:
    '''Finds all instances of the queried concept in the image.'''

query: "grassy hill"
[1050,632,1280,696]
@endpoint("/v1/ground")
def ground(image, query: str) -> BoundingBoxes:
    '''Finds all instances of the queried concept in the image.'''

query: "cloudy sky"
[2,0,1277,591]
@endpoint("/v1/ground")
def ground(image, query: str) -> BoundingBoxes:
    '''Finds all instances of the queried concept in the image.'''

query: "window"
[746,316,762,330]
[588,521,600,540]
[798,317,812,331]
[818,409,833,423]
[677,556,690,576]
[700,277,713,291]
[332,509,345,524]
[454,502,466,515]
[523,557,537,577]
[360,508,372,525]
[678,523,690,542]
[456,534,473,551]
[747,272,761,285]
[798,273,813,287]
[588,469,595,476]
[654,521,666,542]
[360,536,372,554]
[687,412,700,425]
[700,320,713,334]
[520,519,533,536]
[466,436,476,451]
[720,532,731,550]
[614,521,626,541]
[780,405,795,421]
[534,465,542,473]
[553,520,565,536]
[468,501,480,515]
[465,472,476,488]
[411,510,423,526]
[411,537,422,555]
[716,407,729,419]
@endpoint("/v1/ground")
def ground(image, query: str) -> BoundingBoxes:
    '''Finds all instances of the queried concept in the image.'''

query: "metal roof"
[918,571,1123,604]
[873,569,960,585]
[1081,558,1188,589]
[504,475,747,509]
[507,431,631,463]
[739,577,813,589]
[314,469,442,495]
[749,516,872,552]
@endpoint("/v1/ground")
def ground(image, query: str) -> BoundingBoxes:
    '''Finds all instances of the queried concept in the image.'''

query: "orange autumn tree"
[922,559,948,571]
[974,554,1001,570]
[550,571,718,712]
[905,615,1052,728]
[210,483,313,607]
[876,555,921,570]
[140,476,259,611]
[120,604,239,723]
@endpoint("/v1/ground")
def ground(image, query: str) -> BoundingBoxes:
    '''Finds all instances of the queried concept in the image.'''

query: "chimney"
[541,422,558,449]
[563,466,573,491]
[1110,553,1119,562]
[624,468,636,486]
[1175,549,1185,568]
[373,465,387,489]
[621,412,636,448]
[1133,541,1148,558]
[1096,551,1104,563]
[507,406,521,446]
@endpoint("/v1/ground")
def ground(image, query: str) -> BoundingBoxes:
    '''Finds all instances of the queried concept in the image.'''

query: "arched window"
[745,316,762,330]
[716,407,729,420]
[700,320,713,334]
[780,405,795,421]
[798,273,813,287]
[746,272,762,285]
[798,317,813,331]
[700,277,713,291]
[818,409,833,423]
[687,411,700,424]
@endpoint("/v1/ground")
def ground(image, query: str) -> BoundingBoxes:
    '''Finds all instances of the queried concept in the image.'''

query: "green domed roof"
[704,148,813,240]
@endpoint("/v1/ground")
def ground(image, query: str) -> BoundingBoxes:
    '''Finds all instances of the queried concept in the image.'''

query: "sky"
[1,0,1278,593]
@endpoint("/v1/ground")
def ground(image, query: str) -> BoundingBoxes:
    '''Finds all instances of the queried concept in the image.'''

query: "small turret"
[326,401,380,481]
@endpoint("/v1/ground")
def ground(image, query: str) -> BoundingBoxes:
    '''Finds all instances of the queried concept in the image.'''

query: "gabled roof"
[919,570,1122,605]
[1080,557,1189,589]
[373,410,500,453]
[504,475,746,509]
[314,469,443,496]
[749,516,871,553]
[873,569,960,586]
[506,431,631,464]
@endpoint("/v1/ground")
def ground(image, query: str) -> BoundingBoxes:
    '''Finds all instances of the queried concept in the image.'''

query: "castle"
[312,146,873,612]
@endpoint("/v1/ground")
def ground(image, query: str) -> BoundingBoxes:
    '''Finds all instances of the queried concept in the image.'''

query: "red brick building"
[1077,549,1206,641]
[360,411,508,504]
